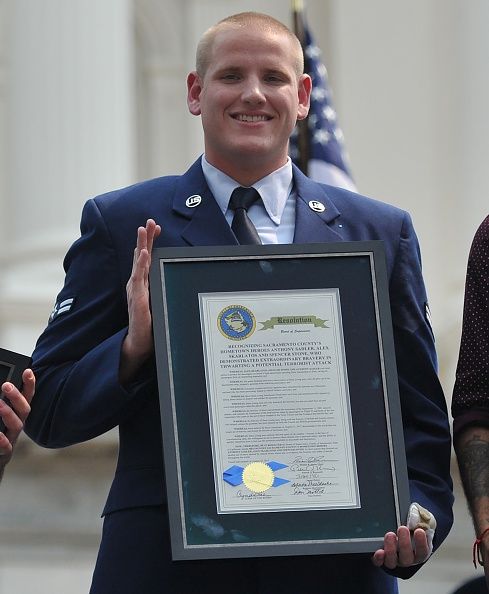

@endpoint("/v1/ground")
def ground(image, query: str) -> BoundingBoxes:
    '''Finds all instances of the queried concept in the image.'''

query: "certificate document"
[199,289,360,514]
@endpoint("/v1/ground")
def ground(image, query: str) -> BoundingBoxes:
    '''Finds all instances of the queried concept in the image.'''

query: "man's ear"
[297,73,312,121]
[187,71,203,116]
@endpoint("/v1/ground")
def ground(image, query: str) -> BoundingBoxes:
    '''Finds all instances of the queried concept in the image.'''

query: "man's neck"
[204,155,289,187]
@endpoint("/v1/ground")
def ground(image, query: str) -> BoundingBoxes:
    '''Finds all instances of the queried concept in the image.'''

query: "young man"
[0,369,35,482]
[26,12,453,593]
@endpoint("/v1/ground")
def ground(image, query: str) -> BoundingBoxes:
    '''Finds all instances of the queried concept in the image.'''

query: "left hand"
[372,502,436,569]
[120,219,161,385]
[372,526,431,569]
[0,369,35,467]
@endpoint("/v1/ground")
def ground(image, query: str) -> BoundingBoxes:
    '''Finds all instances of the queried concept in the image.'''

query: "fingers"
[397,526,416,566]
[130,246,150,285]
[131,220,160,284]
[1,378,32,424]
[0,398,23,437]
[122,220,160,377]
[411,527,430,563]
[372,544,388,567]
[0,388,25,459]
[371,526,431,569]
[145,219,161,255]
[136,220,161,259]
[372,531,396,568]
[21,369,35,404]
[0,369,34,450]
[0,430,13,461]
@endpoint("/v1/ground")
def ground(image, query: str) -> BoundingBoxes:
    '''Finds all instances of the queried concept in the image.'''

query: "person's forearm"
[28,330,135,447]
[119,335,152,387]
[455,425,489,534]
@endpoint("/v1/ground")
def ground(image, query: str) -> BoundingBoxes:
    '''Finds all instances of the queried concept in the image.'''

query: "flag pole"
[291,0,310,175]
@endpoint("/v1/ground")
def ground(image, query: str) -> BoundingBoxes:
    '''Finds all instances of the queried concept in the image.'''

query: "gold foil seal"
[242,462,274,493]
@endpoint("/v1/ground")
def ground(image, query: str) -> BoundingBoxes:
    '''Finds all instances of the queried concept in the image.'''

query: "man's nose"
[241,78,266,104]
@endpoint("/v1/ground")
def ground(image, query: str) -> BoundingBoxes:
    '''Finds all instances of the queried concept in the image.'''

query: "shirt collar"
[201,155,293,226]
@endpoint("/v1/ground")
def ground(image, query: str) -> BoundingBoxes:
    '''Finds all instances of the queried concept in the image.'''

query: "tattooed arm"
[452,217,489,581]
[455,426,489,584]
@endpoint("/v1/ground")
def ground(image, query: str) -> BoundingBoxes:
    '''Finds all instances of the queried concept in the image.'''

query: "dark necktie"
[229,186,262,245]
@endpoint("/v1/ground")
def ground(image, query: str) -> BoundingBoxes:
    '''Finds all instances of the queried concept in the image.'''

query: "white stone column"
[442,0,489,400]
[0,1,8,245]
[327,0,489,399]
[454,0,489,245]
[0,0,136,353]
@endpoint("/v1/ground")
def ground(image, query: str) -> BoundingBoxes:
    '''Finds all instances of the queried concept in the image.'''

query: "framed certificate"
[150,241,410,560]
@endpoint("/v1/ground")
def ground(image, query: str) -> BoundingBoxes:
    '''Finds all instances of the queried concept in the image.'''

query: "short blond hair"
[196,12,304,78]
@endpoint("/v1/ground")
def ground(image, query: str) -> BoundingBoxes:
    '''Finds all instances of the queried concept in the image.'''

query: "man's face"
[187,26,311,181]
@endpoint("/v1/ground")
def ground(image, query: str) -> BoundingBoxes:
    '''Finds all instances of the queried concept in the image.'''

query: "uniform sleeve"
[388,212,454,578]
[452,216,489,438]
[25,198,153,447]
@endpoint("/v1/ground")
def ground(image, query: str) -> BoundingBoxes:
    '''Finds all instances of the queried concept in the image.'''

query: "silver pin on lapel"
[186,195,202,208]
[308,200,326,213]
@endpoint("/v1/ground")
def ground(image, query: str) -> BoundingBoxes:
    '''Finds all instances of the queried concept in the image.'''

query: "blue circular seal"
[218,305,256,340]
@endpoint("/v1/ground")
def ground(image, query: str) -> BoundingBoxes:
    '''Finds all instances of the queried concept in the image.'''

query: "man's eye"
[221,74,240,81]
[265,75,285,83]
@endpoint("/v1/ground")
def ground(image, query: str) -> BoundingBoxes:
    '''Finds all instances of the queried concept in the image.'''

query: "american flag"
[290,18,356,191]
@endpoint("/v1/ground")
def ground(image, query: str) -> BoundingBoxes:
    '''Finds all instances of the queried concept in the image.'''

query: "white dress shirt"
[201,155,296,244]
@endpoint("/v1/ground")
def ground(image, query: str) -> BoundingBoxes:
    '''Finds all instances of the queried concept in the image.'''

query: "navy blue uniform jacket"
[26,160,453,594]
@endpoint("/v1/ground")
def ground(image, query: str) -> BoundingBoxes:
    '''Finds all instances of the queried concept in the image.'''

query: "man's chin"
[228,142,281,163]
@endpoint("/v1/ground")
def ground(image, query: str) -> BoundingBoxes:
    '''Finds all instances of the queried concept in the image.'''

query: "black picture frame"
[0,348,32,433]
[150,241,410,560]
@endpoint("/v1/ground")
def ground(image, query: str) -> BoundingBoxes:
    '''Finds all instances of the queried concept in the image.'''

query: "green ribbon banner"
[259,315,328,330]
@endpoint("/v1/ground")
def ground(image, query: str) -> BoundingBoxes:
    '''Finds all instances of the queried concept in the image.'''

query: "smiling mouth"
[234,114,271,122]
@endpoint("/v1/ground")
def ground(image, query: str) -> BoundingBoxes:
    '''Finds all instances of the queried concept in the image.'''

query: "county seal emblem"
[218,305,256,340]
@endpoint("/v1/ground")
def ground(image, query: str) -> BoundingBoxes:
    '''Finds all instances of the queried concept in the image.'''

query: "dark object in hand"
[0,348,31,433]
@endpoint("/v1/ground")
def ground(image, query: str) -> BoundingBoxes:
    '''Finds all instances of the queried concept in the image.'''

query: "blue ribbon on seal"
[223,461,290,488]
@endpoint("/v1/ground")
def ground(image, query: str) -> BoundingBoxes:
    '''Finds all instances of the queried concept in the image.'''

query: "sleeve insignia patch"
[49,297,75,323]
[425,301,433,333]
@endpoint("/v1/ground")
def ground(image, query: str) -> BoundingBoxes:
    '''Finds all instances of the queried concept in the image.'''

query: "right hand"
[0,369,35,470]
[119,219,161,385]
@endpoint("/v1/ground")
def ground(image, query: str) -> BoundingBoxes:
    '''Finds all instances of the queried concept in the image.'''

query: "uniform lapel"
[171,160,345,247]
[292,165,344,244]
[172,159,237,246]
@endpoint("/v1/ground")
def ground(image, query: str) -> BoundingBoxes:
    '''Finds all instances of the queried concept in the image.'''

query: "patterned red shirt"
[452,215,489,437]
